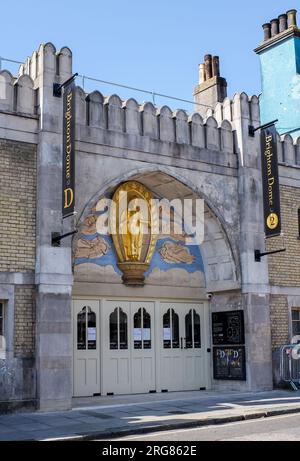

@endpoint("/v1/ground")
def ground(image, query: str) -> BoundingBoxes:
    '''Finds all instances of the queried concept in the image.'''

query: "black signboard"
[62,82,75,217]
[213,346,246,381]
[260,124,281,238]
[212,311,245,345]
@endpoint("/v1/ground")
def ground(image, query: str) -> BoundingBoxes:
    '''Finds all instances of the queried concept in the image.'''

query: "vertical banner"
[62,82,75,218]
[260,124,281,237]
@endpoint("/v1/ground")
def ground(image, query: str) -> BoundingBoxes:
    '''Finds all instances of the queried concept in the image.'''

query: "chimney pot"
[199,63,206,84]
[270,18,279,37]
[262,23,271,41]
[212,56,220,77]
[287,9,297,27]
[204,54,212,80]
[278,14,288,32]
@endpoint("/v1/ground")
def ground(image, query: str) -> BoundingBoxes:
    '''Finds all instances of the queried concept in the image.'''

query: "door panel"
[102,301,131,395]
[160,303,184,391]
[131,301,155,393]
[182,304,206,390]
[160,302,206,392]
[73,300,100,397]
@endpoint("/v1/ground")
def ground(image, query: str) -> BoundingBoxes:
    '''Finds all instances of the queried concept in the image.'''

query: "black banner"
[260,124,281,237]
[62,82,75,217]
[213,346,246,381]
[212,311,245,345]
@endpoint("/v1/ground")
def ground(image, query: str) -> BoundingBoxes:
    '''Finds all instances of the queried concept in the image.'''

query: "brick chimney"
[193,54,227,117]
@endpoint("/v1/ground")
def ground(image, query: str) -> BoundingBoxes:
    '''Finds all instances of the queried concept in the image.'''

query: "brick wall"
[267,184,300,349]
[269,295,289,349]
[0,139,36,272]
[267,185,300,286]
[14,285,35,357]
[0,139,37,358]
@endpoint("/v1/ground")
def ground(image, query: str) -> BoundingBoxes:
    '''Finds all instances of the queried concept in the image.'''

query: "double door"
[73,299,209,396]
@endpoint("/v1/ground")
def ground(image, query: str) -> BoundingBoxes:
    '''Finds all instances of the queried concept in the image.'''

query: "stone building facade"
[0,10,300,412]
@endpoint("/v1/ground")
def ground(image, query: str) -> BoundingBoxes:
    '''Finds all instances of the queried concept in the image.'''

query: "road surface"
[111,414,300,441]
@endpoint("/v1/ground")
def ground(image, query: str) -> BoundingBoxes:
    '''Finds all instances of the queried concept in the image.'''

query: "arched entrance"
[72,170,240,396]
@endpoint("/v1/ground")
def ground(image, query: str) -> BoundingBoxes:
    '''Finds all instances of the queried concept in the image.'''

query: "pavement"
[0,390,300,441]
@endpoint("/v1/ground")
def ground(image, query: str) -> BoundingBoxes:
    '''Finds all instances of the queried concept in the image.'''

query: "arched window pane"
[185,309,193,349]
[134,308,142,349]
[77,307,86,350]
[163,309,171,349]
[143,308,151,349]
[87,307,96,350]
[194,310,201,348]
[119,308,128,350]
[109,308,118,350]
[172,309,179,349]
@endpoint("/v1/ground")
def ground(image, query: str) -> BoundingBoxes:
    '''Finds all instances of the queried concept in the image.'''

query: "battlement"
[1,42,300,168]
[75,87,235,154]
[205,92,300,167]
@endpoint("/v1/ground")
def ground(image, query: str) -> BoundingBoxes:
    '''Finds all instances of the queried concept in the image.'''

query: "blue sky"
[0,1,297,111]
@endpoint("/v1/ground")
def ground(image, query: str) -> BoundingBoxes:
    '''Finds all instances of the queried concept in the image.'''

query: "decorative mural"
[74,186,205,288]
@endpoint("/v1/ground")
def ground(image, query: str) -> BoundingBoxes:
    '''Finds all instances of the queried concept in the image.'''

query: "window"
[133,307,151,349]
[77,306,97,350]
[292,308,300,338]
[185,309,201,349]
[163,308,179,349]
[109,307,128,350]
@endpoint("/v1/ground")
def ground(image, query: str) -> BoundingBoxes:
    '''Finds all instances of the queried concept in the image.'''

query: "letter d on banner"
[62,82,75,217]
[260,124,281,238]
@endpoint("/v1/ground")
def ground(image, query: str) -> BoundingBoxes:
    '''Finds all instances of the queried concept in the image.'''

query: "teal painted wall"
[259,36,300,138]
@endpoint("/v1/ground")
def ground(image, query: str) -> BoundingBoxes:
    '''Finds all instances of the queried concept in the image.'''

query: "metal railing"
[280,344,300,390]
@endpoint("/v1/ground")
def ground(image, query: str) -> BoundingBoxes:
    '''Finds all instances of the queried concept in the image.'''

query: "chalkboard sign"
[212,311,245,345]
[213,346,246,381]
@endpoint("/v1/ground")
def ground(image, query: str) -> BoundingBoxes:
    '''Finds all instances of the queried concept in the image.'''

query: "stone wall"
[14,285,35,358]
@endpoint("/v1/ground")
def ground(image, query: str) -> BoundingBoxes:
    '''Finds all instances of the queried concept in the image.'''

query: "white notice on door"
[163,328,171,340]
[134,328,142,341]
[143,328,151,340]
[88,327,96,341]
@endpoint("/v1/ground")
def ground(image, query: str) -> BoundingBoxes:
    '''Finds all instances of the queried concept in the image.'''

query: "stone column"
[232,94,273,390]
[34,44,74,410]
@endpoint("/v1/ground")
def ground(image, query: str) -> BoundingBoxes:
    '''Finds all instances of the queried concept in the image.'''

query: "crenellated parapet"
[203,93,260,128]
[0,70,35,116]
[74,86,236,155]
[0,42,72,118]
[277,133,300,166]
[1,41,300,168]
[201,91,300,168]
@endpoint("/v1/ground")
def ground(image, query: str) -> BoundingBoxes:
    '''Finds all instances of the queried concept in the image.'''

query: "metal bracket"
[254,248,286,262]
[248,119,278,137]
[53,73,78,97]
[51,230,78,247]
